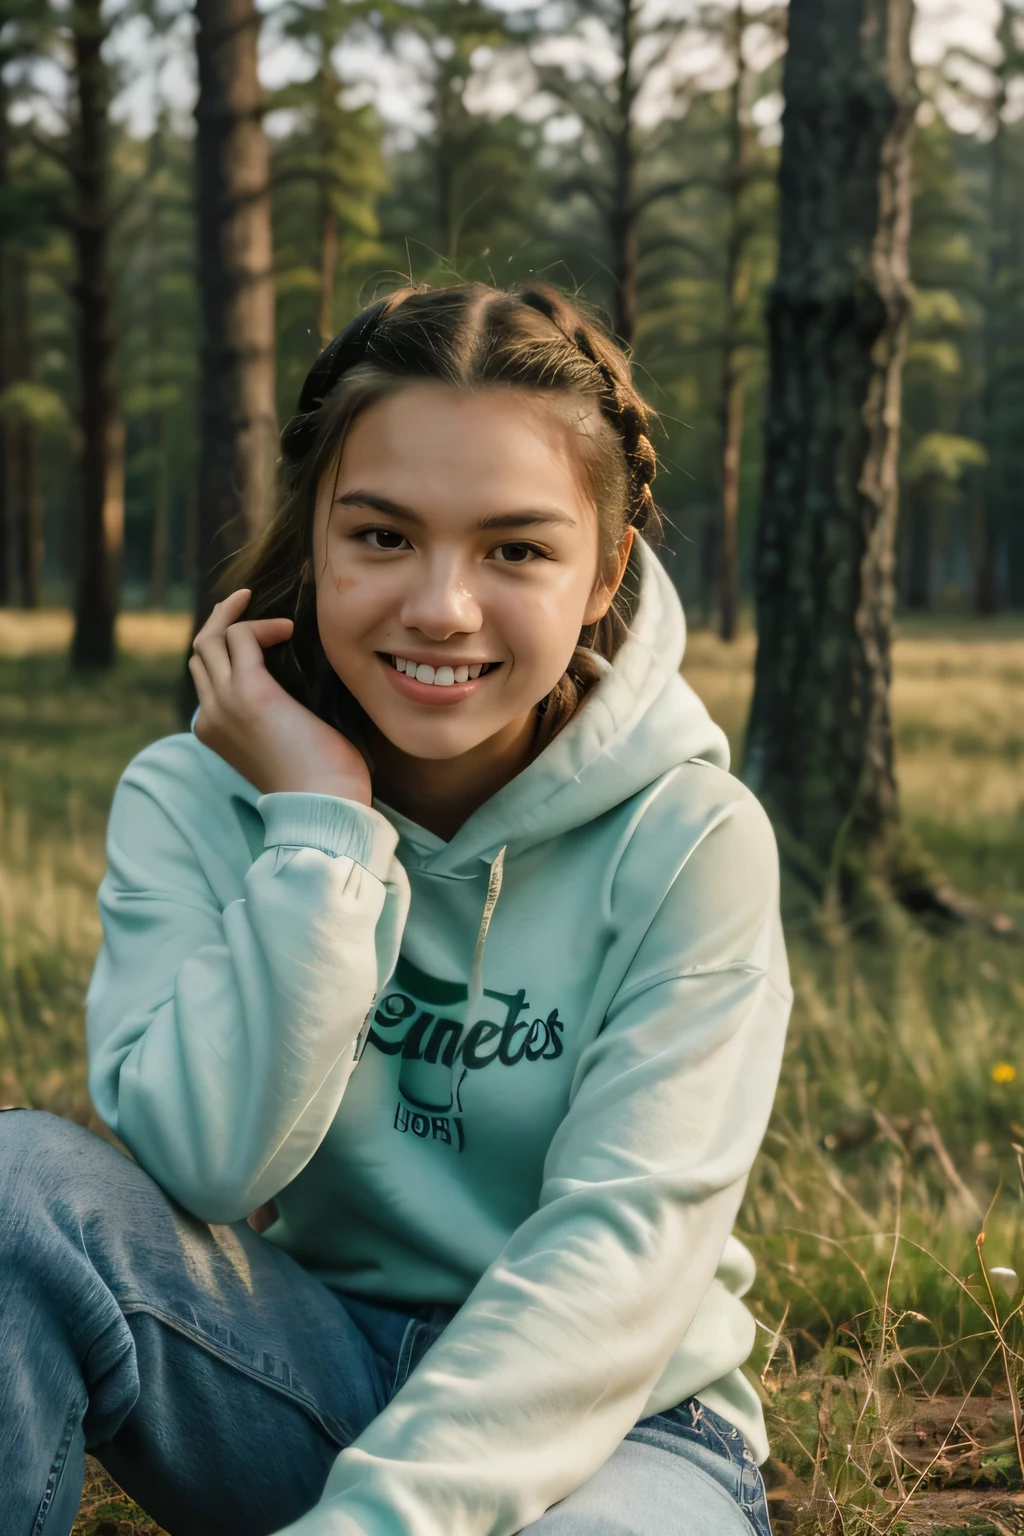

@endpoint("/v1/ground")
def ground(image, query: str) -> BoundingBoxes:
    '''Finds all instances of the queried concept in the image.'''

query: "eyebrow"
[334,490,576,531]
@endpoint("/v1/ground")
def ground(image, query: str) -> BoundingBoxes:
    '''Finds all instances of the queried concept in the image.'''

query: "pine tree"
[529,0,723,349]
[899,115,985,612]
[0,0,60,608]
[744,0,918,905]
[273,0,388,364]
[68,0,124,667]
[191,0,276,655]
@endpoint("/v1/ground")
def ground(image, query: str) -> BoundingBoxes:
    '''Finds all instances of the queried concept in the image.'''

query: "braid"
[512,284,659,536]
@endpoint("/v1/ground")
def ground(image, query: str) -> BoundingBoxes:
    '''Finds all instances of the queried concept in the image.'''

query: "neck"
[368,711,538,841]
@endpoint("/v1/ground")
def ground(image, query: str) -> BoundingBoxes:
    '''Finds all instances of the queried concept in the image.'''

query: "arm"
[87,766,409,1224]
[280,790,792,1536]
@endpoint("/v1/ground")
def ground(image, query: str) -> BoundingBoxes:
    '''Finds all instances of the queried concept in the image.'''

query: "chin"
[375,723,492,761]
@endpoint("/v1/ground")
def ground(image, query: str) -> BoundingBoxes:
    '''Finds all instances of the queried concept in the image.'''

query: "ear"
[583,527,635,625]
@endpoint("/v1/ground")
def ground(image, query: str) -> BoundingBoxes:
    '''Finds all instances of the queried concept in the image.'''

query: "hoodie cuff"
[257,794,398,881]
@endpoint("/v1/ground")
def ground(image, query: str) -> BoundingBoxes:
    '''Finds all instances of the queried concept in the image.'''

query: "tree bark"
[191,0,276,644]
[0,71,12,606]
[11,251,41,608]
[904,485,931,611]
[70,0,124,669]
[610,0,638,349]
[145,131,169,610]
[743,0,917,896]
[1009,517,1024,610]
[717,0,752,642]
[319,195,338,351]
[148,425,170,608]
[977,57,1008,617]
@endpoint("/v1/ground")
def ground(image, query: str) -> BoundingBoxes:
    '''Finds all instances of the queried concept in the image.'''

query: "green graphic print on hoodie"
[86,541,793,1536]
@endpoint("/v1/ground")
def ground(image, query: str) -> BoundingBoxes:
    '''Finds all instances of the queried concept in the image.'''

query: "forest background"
[3,0,1024,1533]
[4,0,1024,628]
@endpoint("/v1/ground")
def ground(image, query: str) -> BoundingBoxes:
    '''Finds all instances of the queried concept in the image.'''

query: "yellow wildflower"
[992,1062,1017,1085]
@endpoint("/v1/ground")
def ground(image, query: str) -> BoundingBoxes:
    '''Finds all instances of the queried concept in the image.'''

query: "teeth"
[390,656,493,686]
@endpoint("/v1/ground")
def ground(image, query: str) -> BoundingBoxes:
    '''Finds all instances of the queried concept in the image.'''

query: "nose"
[399,553,483,639]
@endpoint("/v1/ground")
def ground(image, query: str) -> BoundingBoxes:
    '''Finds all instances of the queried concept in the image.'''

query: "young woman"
[0,282,792,1536]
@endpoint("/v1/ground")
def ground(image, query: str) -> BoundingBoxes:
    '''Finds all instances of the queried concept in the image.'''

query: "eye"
[357,528,411,552]
[490,542,545,564]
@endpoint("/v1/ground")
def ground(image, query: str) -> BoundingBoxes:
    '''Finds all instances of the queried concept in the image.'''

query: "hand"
[189,589,372,804]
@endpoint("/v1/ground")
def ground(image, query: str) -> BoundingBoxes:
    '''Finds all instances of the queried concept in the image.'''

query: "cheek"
[500,569,595,675]
[315,575,369,671]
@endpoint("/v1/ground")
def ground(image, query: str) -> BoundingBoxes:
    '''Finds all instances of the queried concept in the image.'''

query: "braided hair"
[226,280,661,740]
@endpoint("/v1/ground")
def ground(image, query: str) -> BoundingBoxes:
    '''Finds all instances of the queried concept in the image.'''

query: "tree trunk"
[977,67,1008,617]
[14,420,41,608]
[11,251,42,608]
[70,0,124,670]
[717,1,752,642]
[743,0,917,897]
[610,0,638,349]
[191,0,276,647]
[904,485,931,611]
[148,411,170,607]
[0,74,11,607]
[319,194,338,351]
[145,137,169,611]
[718,377,744,640]
[1008,517,1024,610]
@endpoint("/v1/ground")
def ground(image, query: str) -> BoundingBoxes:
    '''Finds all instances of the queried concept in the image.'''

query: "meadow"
[2,608,1024,1535]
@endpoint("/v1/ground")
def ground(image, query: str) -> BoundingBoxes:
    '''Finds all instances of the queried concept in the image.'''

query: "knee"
[0,1109,130,1237]
[0,1106,101,1179]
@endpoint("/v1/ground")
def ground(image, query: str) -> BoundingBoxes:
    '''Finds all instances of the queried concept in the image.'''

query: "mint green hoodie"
[86,541,792,1536]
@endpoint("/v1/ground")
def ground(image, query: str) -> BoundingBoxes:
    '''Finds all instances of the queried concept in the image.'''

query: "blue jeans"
[0,1110,772,1536]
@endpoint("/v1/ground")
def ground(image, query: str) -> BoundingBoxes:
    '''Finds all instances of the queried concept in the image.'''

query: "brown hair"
[226,281,660,741]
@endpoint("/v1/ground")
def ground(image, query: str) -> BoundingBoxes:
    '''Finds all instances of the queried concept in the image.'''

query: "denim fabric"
[0,1110,771,1536]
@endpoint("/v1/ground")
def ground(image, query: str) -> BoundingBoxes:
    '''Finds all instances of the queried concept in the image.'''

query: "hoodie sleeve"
[279,788,792,1536]
[86,762,410,1224]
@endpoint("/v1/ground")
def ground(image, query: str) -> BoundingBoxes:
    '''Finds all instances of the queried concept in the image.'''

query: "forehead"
[322,383,596,526]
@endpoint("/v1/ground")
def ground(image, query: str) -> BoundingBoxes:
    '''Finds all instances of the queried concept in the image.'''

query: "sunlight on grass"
[2,612,1023,1534]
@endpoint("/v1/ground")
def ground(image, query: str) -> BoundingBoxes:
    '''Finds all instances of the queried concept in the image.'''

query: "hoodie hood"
[396,539,729,876]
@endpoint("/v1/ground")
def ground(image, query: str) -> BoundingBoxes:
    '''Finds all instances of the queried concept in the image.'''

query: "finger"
[188,652,215,716]
[249,617,294,649]
[224,620,273,678]
[221,620,293,679]
[193,589,250,644]
[193,596,247,691]
[191,592,251,672]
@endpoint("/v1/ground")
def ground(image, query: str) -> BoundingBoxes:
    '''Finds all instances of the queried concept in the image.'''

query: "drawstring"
[466,846,506,1025]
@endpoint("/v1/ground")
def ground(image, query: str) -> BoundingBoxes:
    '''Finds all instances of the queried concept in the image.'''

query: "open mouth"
[387,656,499,688]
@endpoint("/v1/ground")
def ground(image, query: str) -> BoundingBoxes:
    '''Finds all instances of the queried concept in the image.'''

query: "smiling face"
[310,382,629,765]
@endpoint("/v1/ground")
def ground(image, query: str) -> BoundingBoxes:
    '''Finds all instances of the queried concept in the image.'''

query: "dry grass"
[0,608,192,658]
[2,610,1023,1535]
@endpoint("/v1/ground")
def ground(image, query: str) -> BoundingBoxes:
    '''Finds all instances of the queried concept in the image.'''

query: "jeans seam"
[119,1300,355,1448]
[32,1401,78,1536]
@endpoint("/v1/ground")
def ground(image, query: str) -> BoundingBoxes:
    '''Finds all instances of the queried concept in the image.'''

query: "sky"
[98,0,1012,146]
